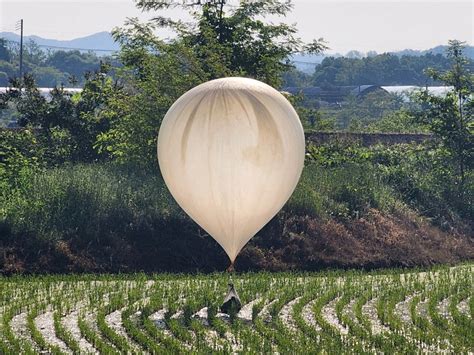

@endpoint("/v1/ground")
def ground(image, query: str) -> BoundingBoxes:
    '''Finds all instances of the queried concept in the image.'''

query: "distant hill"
[0,31,119,55]
[1,31,472,71]
[394,45,474,58]
[289,53,326,73]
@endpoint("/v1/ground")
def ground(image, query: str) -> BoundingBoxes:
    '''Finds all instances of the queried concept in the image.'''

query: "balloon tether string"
[226,261,234,273]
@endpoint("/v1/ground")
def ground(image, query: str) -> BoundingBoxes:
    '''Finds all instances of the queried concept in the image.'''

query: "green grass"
[1,160,399,242]
[3,142,469,245]
[0,142,472,273]
[288,162,397,218]
[1,163,180,243]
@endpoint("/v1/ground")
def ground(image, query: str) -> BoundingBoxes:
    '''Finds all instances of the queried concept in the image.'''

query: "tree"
[0,38,10,62]
[415,40,473,192]
[281,67,312,87]
[97,0,327,164]
[312,52,456,86]
[0,61,16,85]
[31,66,69,87]
[23,40,47,67]
[132,0,326,87]
[46,50,102,81]
[2,63,116,163]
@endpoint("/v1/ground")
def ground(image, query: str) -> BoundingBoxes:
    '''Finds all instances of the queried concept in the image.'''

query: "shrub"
[1,163,178,242]
[0,129,43,187]
[305,142,473,227]
[0,162,230,272]
[288,162,397,220]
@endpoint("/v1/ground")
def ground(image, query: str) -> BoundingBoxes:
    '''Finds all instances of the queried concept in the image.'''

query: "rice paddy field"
[0,264,472,354]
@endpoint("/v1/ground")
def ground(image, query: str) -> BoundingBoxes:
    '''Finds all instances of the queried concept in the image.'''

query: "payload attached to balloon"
[157,77,305,266]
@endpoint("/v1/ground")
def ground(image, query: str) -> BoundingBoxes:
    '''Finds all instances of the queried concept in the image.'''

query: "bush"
[0,129,44,205]
[2,163,177,241]
[288,162,397,220]
[306,142,473,227]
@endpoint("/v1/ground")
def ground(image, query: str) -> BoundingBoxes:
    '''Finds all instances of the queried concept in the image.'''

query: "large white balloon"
[157,77,305,263]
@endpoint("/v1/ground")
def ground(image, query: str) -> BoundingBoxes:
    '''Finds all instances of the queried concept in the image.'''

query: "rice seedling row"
[1,264,472,354]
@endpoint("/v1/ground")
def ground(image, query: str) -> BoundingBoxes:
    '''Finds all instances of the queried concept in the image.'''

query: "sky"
[0,0,472,54]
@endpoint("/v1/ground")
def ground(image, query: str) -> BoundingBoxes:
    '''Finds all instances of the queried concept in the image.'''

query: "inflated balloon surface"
[157,77,305,262]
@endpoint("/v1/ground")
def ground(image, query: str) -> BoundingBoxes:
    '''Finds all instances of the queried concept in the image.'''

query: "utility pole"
[19,19,24,82]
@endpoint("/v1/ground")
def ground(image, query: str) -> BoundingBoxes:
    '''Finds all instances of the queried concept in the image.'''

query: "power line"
[3,38,318,61]
[34,43,117,52]
[15,42,117,53]
[4,39,118,53]
[0,27,18,32]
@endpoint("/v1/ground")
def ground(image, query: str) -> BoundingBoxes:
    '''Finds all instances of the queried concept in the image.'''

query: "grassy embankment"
[1,142,472,273]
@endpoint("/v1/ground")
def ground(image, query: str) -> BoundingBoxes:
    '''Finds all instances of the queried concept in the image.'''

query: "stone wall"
[306,131,432,146]
[1,127,433,147]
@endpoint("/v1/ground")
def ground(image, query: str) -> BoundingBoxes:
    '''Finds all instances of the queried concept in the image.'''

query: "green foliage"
[281,66,312,87]
[306,141,473,224]
[288,162,395,220]
[0,162,179,243]
[0,39,10,62]
[45,50,104,81]
[0,37,110,87]
[183,304,193,327]
[30,66,69,88]
[288,92,335,130]
[0,59,16,86]
[94,38,203,164]
[294,90,426,133]
[0,128,43,192]
[133,0,326,87]
[364,109,427,133]
[326,91,407,130]
[96,0,326,164]
[413,40,473,192]
[1,65,115,163]
[207,304,217,325]
[312,52,457,86]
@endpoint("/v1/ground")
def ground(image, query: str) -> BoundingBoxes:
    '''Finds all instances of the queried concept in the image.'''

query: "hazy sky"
[1,0,472,53]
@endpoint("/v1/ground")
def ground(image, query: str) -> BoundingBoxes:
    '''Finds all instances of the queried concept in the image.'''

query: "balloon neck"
[226,262,235,273]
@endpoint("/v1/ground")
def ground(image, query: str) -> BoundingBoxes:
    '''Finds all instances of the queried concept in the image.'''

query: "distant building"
[283,85,385,103]
[381,86,454,101]
[282,85,453,104]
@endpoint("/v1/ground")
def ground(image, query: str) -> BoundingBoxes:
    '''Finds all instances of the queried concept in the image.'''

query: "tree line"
[0,38,113,87]
[2,33,473,90]
[283,52,474,88]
